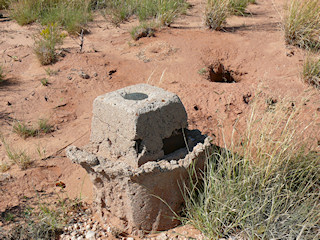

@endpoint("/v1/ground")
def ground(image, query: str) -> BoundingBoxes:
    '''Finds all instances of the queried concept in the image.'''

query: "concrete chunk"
[90,84,188,167]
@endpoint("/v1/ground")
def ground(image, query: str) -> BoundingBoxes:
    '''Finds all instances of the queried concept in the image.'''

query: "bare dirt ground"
[0,0,319,238]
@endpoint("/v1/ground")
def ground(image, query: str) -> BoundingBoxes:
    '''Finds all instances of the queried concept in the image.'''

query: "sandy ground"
[0,0,319,238]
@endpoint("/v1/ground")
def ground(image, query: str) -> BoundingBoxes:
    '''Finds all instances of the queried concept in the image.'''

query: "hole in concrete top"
[123,92,148,101]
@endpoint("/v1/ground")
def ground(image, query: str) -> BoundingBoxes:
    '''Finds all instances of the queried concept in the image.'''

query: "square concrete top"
[94,84,182,115]
[91,84,188,166]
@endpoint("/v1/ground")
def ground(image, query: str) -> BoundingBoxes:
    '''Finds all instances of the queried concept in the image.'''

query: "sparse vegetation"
[205,0,255,29]
[13,119,53,138]
[283,0,320,50]
[229,0,255,15]
[1,138,32,170]
[13,121,37,138]
[205,0,229,30]
[0,191,85,239]
[0,65,5,82]
[183,97,320,239]
[38,118,53,134]
[34,23,65,65]
[9,0,92,34]
[130,21,157,41]
[40,78,49,86]
[45,68,58,76]
[97,0,188,27]
[0,0,8,10]
[0,161,10,172]
[303,55,320,88]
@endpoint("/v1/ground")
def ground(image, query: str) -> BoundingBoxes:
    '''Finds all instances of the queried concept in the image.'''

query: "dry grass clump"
[303,55,320,89]
[283,0,320,50]
[183,96,320,239]
[34,24,65,65]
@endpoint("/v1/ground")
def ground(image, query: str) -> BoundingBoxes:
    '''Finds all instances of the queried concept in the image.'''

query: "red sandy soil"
[0,0,319,238]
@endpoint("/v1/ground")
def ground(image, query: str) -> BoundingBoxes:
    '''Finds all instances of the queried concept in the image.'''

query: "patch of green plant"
[40,0,92,34]
[0,0,9,10]
[37,118,53,134]
[34,23,65,65]
[1,138,32,170]
[9,0,92,33]
[283,0,320,50]
[98,0,188,27]
[198,67,207,75]
[183,97,320,239]
[40,78,49,86]
[303,55,320,89]
[130,21,157,41]
[0,192,85,240]
[13,119,53,138]
[13,121,37,138]
[228,0,255,15]
[45,67,58,76]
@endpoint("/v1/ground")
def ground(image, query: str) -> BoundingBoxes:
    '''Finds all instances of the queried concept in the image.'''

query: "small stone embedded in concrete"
[85,231,96,240]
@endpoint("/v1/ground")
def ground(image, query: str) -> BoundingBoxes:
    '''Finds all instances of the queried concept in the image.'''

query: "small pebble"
[86,230,96,239]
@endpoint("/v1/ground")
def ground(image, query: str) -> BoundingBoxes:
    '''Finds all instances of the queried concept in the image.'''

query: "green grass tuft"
[283,0,320,50]
[9,0,92,34]
[183,97,320,239]
[205,0,230,30]
[303,55,320,89]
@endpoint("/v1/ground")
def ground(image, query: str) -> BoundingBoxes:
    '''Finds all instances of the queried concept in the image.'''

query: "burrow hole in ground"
[207,62,242,83]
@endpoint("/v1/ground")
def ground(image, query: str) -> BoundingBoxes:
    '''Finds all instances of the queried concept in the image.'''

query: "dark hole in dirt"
[243,93,252,104]
[208,63,238,83]
[135,139,143,155]
[123,92,148,101]
[162,129,186,155]
[194,105,199,111]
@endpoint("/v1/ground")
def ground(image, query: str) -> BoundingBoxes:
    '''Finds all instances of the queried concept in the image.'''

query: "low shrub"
[283,0,320,50]
[34,23,65,65]
[183,97,320,239]
[303,55,320,89]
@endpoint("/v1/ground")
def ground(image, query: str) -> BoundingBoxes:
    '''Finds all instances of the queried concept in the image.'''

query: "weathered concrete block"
[90,84,188,168]
[66,84,213,234]
[66,130,211,233]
